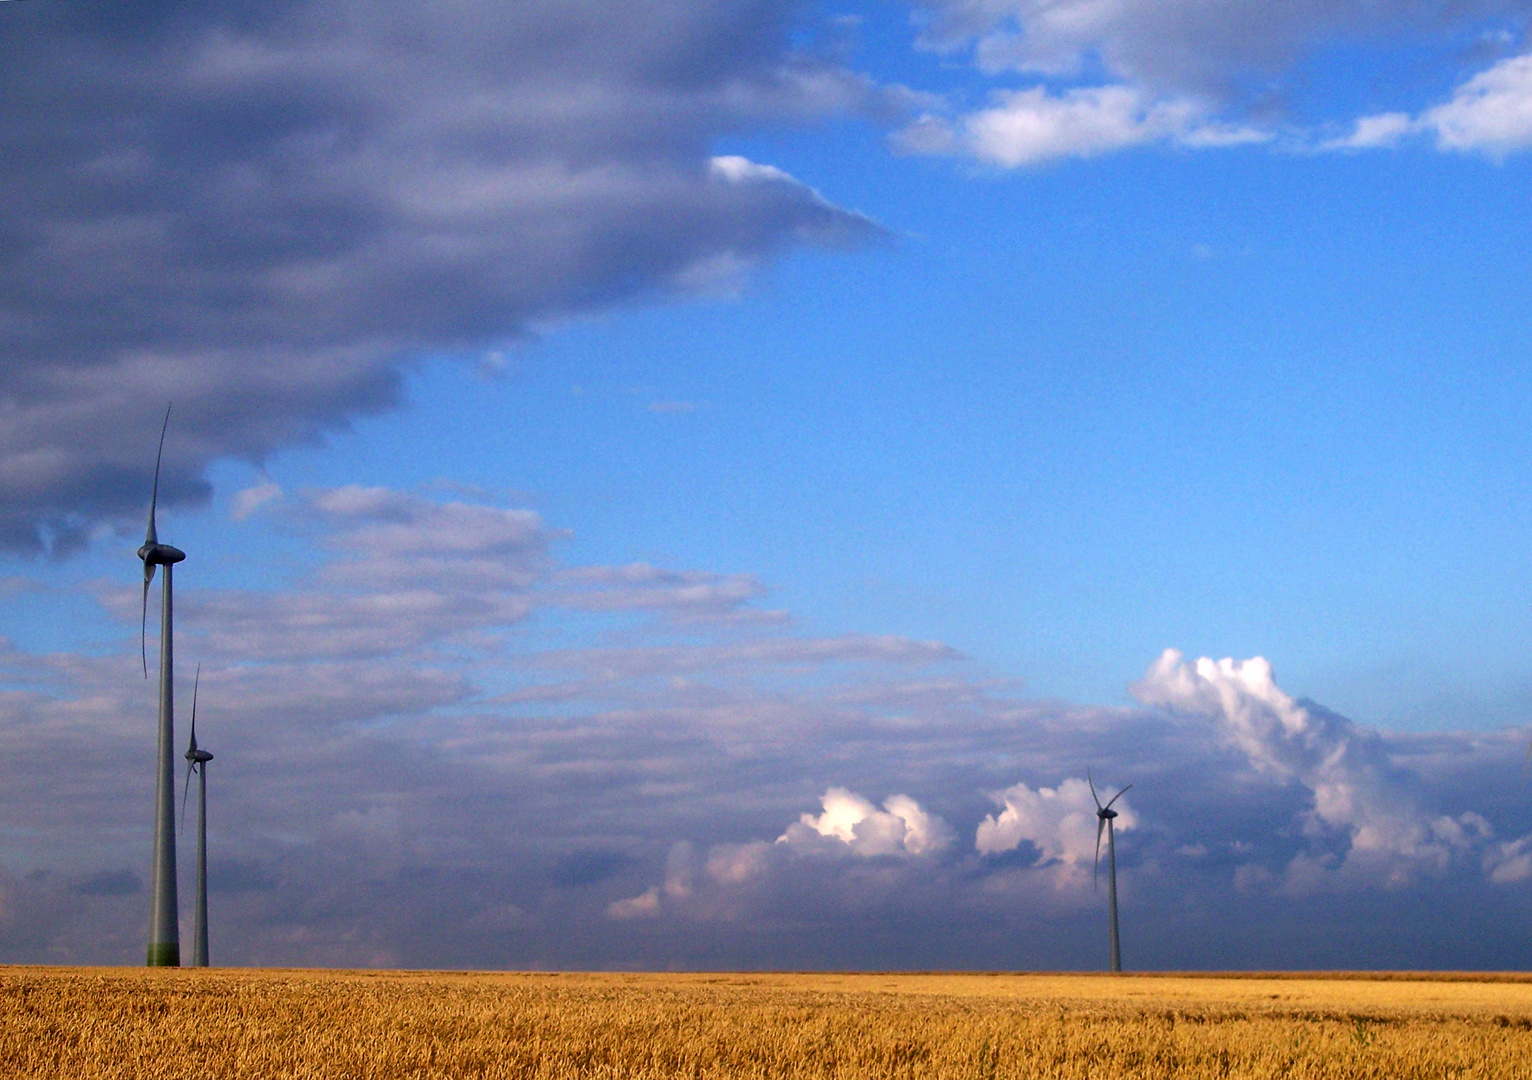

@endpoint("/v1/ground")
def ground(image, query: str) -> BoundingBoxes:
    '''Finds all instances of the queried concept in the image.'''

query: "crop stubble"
[4,968,1532,1079]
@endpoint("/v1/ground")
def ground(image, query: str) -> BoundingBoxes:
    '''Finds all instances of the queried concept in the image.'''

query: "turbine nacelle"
[139,542,186,567]
[1088,769,1131,890]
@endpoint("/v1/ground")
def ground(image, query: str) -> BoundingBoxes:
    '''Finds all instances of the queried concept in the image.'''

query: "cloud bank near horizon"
[1,484,1528,970]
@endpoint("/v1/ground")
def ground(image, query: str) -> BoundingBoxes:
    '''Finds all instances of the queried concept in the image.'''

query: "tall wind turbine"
[139,406,186,967]
[1089,770,1132,974]
[181,665,213,967]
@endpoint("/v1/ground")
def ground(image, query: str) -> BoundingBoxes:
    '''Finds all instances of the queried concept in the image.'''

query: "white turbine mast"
[138,405,185,967]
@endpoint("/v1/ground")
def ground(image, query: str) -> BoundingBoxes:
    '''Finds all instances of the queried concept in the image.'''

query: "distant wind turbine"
[138,405,186,967]
[1089,770,1132,974]
[181,665,213,967]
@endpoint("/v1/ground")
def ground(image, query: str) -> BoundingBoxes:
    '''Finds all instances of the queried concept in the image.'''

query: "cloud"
[777,787,954,857]
[705,842,773,885]
[0,1,883,552]
[898,84,1267,167]
[606,843,695,920]
[906,2,1532,165]
[911,1,1521,95]
[522,637,960,689]
[1131,649,1505,889]
[100,487,557,664]
[975,777,1135,873]
[1488,836,1532,883]
[1326,52,1532,156]
[1423,52,1532,156]
[1322,112,1417,151]
[0,868,84,959]
[606,886,664,921]
[552,563,779,623]
[7,483,1532,968]
[550,850,632,890]
[308,485,554,592]
[71,869,142,898]
[230,479,282,522]
[609,790,957,925]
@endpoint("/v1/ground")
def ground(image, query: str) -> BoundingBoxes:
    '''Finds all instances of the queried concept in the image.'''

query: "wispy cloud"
[897,85,1268,167]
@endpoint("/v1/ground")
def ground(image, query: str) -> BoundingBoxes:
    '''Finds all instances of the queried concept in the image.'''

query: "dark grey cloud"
[71,868,141,898]
[3,484,1531,969]
[0,0,883,552]
[550,850,634,889]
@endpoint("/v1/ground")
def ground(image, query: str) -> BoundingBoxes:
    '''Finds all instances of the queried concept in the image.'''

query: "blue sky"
[4,0,1532,969]
[151,106,1532,723]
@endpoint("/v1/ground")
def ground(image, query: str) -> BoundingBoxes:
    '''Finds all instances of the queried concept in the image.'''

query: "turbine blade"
[146,404,170,547]
[180,759,194,835]
[1094,816,1104,890]
[187,663,201,750]
[140,574,151,678]
[1088,768,1102,811]
[1104,783,1133,811]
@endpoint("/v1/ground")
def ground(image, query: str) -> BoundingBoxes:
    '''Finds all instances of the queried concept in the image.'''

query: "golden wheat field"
[5,967,1532,1080]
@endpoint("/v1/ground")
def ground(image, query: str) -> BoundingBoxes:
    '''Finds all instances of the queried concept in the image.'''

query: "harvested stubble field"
[5,968,1532,1079]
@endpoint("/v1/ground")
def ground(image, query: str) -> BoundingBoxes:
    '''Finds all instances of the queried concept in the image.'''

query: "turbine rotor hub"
[1098,808,1118,820]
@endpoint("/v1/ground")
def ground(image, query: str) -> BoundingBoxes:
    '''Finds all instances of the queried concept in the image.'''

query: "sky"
[2,0,1532,970]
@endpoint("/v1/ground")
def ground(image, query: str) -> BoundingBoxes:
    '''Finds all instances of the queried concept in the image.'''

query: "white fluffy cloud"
[975,777,1134,871]
[605,790,957,925]
[778,787,953,857]
[1424,52,1532,155]
[1131,649,1504,889]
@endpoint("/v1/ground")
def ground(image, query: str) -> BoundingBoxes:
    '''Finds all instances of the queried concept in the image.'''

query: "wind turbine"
[181,665,213,967]
[139,406,186,967]
[1089,770,1132,974]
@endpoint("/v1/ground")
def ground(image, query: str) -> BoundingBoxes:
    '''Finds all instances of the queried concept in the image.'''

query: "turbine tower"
[1089,770,1132,974]
[181,665,213,967]
[139,406,185,967]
